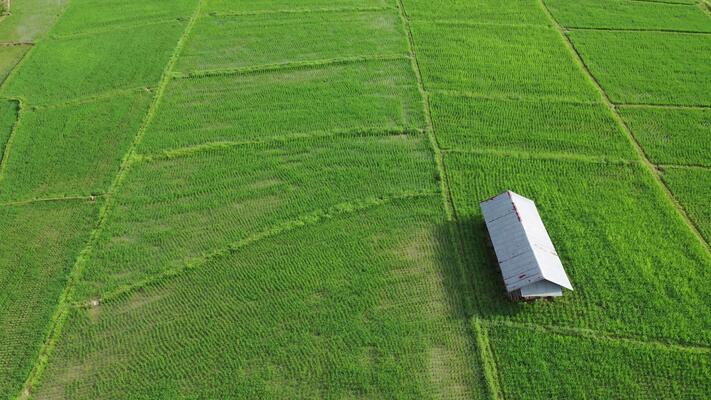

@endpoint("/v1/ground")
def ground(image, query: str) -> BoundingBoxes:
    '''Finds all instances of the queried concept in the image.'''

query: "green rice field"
[0,0,709,399]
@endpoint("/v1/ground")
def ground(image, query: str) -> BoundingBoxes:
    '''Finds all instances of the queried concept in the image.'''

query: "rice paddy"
[0,0,709,399]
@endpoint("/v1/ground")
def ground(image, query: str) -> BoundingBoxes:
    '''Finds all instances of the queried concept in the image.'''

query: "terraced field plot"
[0,0,709,399]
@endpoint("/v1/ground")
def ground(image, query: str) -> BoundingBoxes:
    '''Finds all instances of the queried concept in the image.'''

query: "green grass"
[176,10,408,72]
[546,0,711,32]
[0,45,31,84]
[569,31,711,106]
[1,21,185,105]
[0,92,153,202]
[446,152,711,345]
[205,0,394,14]
[402,0,550,26]
[34,197,488,399]
[0,0,67,42]
[0,99,18,164]
[78,134,437,300]
[0,200,99,400]
[488,324,711,400]
[430,93,633,158]
[619,106,711,166]
[51,0,197,35]
[662,167,711,244]
[139,59,425,153]
[411,22,599,101]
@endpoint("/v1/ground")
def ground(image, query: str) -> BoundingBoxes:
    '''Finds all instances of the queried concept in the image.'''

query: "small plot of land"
[0,20,185,105]
[77,134,437,300]
[546,0,711,32]
[662,167,711,243]
[430,93,633,158]
[0,92,152,202]
[0,45,31,84]
[411,22,599,101]
[619,106,711,167]
[176,10,408,72]
[569,30,711,106]
[488,324,710,400]
[51,0,197,36]
[139,60,425,153]
[0,0,68,42]
[446,152,711,345]
[402,0,550,26]
[0,201,100,398]
[34,197,488,400]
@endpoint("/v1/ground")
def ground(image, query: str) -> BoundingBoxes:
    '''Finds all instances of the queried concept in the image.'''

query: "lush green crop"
[0,92,152,202]
[402,0,550,26]
[488,324,711,399]
[0,0,67,42]
[430,93,633,158]
[176,10,408,73]
[0,45,30,83]
[1,20,185,105]
[662,167,711,243]
[78,134,437,300]
[0,201,99,399]
[619,106,711,167]
[52,0,197,36]
[546,0,711,32]
[205,0,394,14]
[0,99,17,162]
[35,197,488,399]
[569,31,711,106]
[139,59,425,153]
[446,152,711,345]
[411,22,599,101]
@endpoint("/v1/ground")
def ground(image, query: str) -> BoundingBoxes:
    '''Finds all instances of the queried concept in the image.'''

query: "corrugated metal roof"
[481,191,573,294]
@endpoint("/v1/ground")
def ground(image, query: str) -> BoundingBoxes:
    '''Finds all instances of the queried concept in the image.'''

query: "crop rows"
[204,0,395,15]
[0,98,16,165]
[546,0,711,32]
[0,0,66,43]
[402,0,551,27]
[34,197,488,399]
[661,167,711,244]
[0,200,99,398]
[139,59,425,153]
[176,10,408,72]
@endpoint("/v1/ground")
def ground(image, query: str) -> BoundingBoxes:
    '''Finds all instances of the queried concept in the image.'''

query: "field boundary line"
[702,0,711,16]
[50,17,192,41]
[540,0,711,254]
[406,18,554,30]
[483,319,711,354]
[27,86,155,110]
[208,5,396,17]
[73,191,438,307]
[616,102,711,109]
[0,194,104,207]
[173,54,411,79]
[397,1,507,399]
[0,41,32,46]
[629,0,701,5]
[14,1,207,398]
[566,26,711,35]
[0,98,21,186]
[136,127,425,162]
[432,88,600,105]
[443,147,634,165]
[659,163,711,171]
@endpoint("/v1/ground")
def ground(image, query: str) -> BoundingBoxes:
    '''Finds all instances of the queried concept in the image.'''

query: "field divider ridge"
[50,17,194,41]
[615,102,711,110]
[28,86,156,111]
[0,97,21,185]
[658,163,711,171]
[396,1,507,399]
[0,194,105,207]
[539,0,711,254]
[483,319,711,354]
[73,191,439,307]
[566,26,711,35]
[443,147,635,166]
[207,5,396,18]
[172,54,411,79]
[135,127,425,163]
[14,1,207,398]
[432,88,602,105]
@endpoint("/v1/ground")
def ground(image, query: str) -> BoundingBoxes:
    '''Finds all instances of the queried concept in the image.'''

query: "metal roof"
[480,191,573,294]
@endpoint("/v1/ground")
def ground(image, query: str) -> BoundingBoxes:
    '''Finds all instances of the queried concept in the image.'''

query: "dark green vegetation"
[0,0,709,399]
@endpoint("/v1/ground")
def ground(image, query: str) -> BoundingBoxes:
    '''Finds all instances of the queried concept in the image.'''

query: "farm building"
[481,191,573,300]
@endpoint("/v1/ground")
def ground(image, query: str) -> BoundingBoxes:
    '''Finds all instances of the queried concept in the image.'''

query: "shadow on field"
[434,215,523,322]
